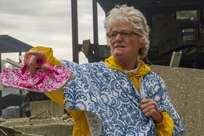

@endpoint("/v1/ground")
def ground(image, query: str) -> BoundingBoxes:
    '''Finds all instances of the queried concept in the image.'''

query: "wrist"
[154,111,163,124]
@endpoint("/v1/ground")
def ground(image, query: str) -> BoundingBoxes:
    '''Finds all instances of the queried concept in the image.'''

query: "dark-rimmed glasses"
[106,30,138,39]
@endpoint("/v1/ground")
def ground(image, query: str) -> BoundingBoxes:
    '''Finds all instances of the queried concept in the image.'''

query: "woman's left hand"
[24,50,47,75]
[140,99,163,123]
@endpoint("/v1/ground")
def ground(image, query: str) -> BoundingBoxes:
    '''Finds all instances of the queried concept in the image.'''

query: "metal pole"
[0,53,2,115]
[71,0,79,63]
[92,0,99,45]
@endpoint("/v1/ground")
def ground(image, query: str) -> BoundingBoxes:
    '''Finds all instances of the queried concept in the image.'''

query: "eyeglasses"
[106,30,138,39]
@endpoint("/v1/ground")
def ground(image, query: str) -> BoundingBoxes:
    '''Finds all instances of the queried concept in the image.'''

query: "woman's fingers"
[29,55,37,75]
[140,99,156,110]
[141,99,156,116]
[26,50,46,61]
[140,99,163,123]
[23,50,46,75]
[24,52,31,66]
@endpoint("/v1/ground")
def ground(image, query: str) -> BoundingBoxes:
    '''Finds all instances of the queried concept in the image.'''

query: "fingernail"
[34,65,40,69]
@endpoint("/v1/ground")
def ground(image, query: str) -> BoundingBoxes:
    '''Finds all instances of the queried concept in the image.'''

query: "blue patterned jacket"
[62,60,185,136]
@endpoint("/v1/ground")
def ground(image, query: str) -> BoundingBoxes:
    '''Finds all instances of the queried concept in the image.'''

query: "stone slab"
[0,115,73,136]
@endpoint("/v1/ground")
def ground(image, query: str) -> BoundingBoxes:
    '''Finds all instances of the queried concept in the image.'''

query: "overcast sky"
[0,0,106,63]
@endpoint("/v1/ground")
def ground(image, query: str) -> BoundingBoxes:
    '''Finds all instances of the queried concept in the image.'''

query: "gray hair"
[104,5,150,59]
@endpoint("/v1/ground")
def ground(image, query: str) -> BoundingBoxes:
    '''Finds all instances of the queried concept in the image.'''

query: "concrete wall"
[151,65,204,136]
[0,116,73,136]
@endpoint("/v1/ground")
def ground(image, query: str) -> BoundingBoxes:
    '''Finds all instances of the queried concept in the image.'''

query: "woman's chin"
[113,50,124,56]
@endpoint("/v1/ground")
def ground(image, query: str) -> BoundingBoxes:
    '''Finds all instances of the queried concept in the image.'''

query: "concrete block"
[2,106,20,118]
[30,100,64,117]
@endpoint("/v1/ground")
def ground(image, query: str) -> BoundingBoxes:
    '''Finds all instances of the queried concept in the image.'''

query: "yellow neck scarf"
[104,56,151,92]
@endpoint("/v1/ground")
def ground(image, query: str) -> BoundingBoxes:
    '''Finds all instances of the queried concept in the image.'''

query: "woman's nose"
[115,33,123,40]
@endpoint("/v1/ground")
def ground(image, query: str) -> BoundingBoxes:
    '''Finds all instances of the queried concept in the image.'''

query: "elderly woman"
[23,5,184,136]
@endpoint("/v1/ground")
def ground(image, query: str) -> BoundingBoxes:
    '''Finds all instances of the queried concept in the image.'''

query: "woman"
[24,5,185,136]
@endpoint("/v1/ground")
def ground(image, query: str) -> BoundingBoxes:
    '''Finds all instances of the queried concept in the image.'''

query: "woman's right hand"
[24,50,47,75]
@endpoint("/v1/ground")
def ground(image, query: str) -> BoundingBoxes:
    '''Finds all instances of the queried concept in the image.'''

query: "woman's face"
[107,21,144,62]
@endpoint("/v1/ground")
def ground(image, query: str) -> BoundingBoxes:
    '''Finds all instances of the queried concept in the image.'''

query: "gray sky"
[0,0,106,63]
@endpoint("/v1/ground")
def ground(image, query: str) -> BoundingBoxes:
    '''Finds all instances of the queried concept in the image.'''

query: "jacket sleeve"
[29,46,91,136]
[156,111,174,136]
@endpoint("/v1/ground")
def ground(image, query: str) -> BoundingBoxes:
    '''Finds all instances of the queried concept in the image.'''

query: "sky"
[0,0,106,64]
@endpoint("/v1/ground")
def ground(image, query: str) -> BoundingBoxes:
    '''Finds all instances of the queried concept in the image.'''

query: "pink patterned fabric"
[0,65,71,93]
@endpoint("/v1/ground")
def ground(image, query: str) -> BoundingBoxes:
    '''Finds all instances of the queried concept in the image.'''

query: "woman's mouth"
[114,45,126,49]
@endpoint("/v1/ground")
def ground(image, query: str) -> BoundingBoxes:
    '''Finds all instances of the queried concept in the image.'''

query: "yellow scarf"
[104,56,151,92]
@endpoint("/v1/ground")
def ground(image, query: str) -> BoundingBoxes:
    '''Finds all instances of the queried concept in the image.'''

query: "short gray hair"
[104,5,150,59]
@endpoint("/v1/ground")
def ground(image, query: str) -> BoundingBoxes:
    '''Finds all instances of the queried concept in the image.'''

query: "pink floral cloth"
[0,65,71,93]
